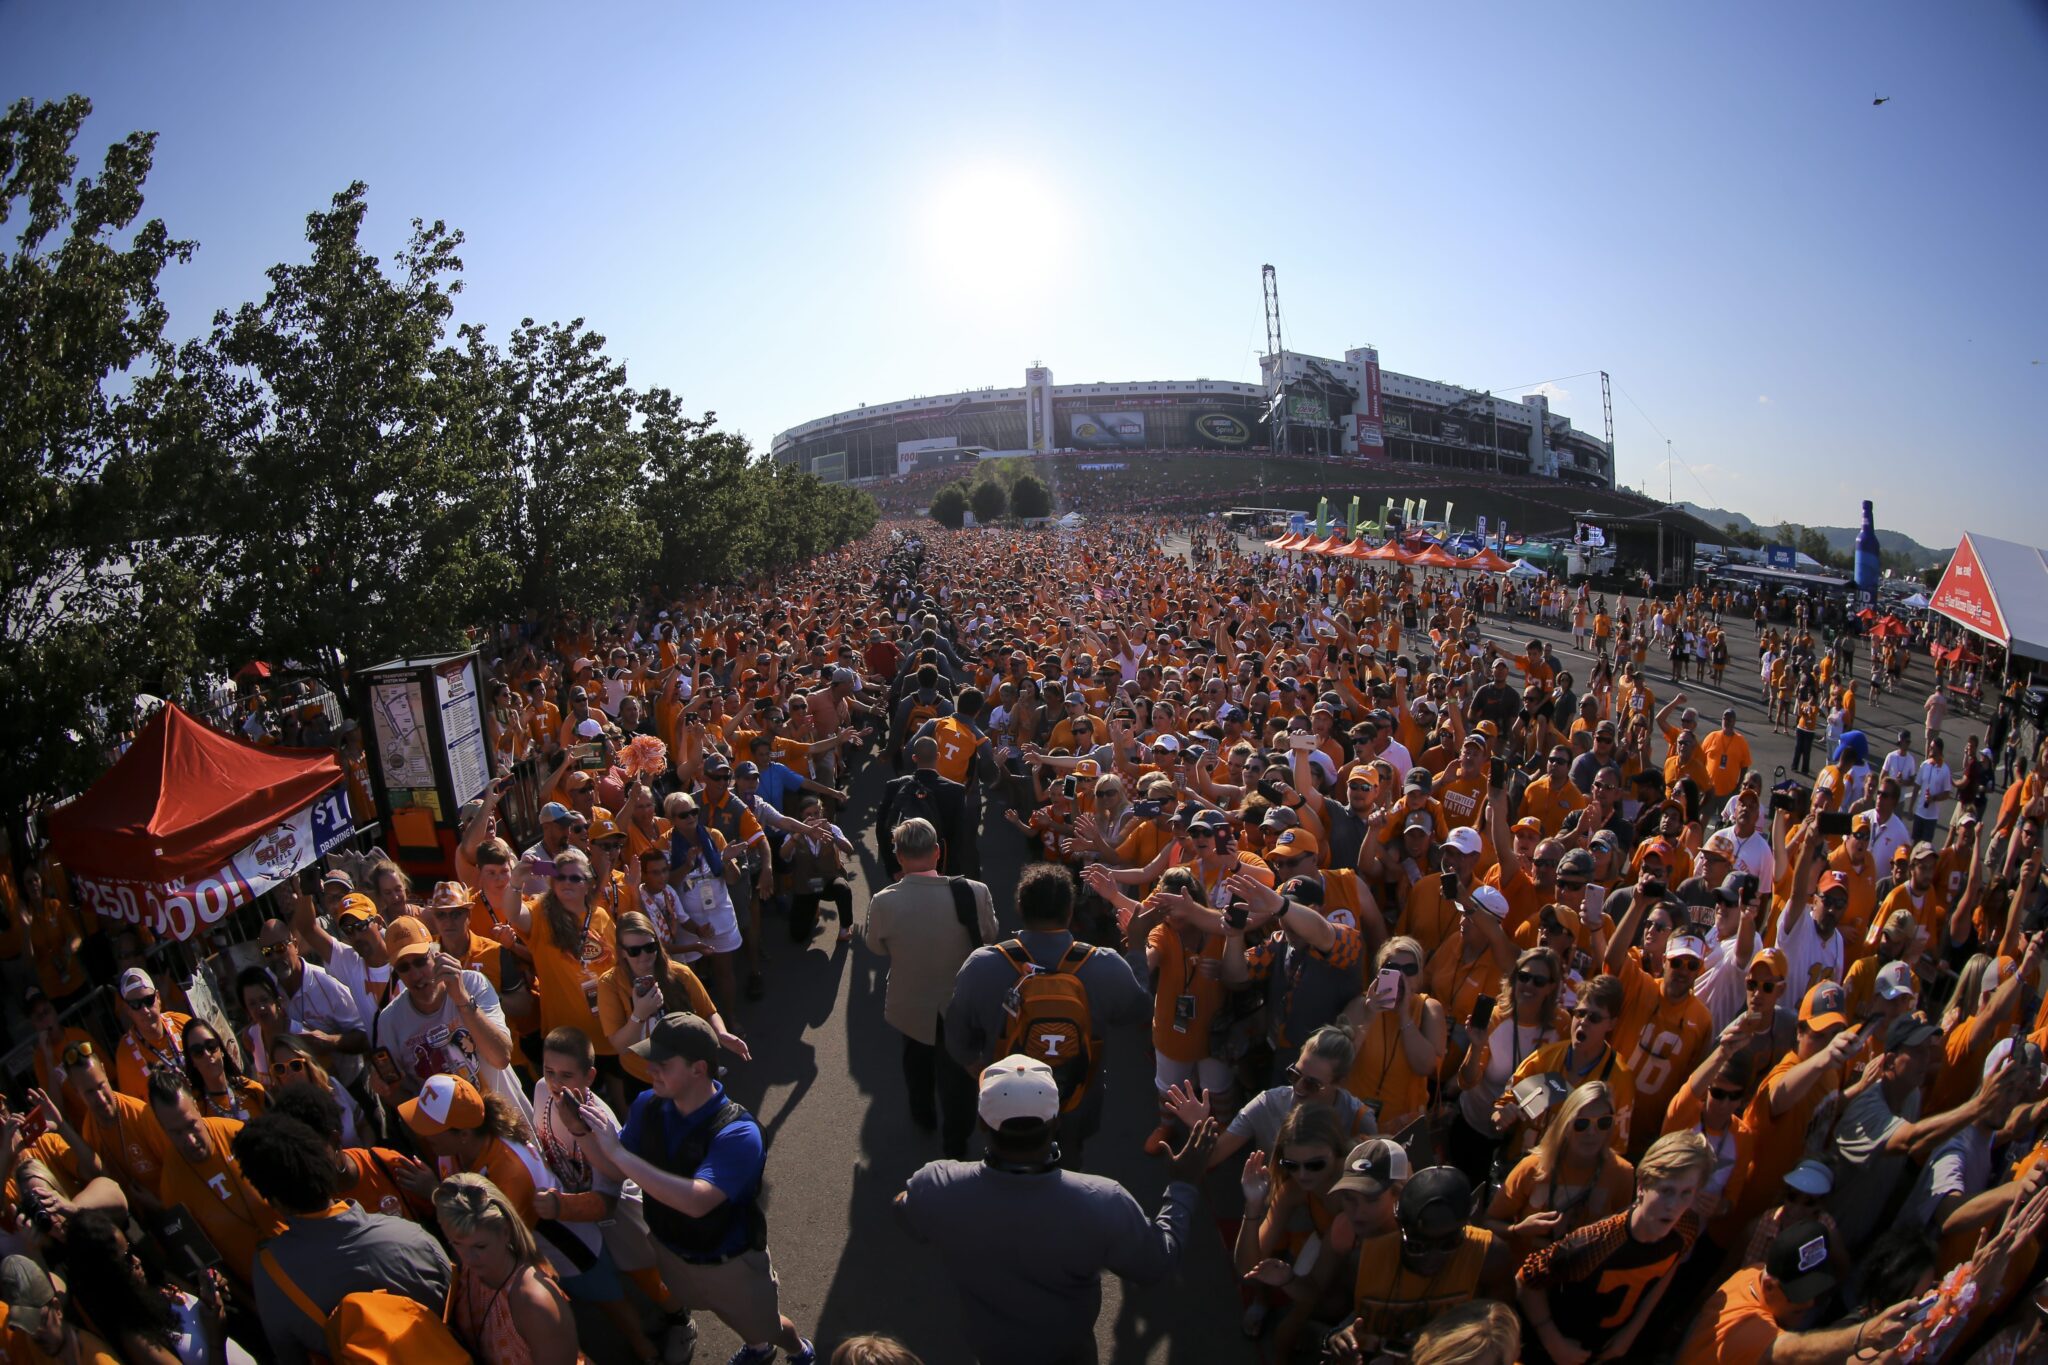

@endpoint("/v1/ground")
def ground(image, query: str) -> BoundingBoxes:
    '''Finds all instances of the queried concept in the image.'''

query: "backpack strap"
[949,878,983,949]
[1054,942,1096,975]
[995,939,1034,976]
[259,1247,327,1328]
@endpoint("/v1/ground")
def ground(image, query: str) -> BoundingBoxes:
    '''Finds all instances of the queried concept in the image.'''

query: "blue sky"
[5,2,2043,547]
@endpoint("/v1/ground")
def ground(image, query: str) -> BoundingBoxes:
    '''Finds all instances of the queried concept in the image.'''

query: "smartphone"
[1582,883,1607,923]
[559,1090,593,1137]
[1289,733,1315,752]
[1224,901,1249,931]
[1468,994,1497,1035]
[1439,870,1460,900]
[1490,754,1508,787]
[153,1205,225,1276]
[371,1047,403,1086]
[633,974,657,997]
[1372,967,1403,1009]
[1132,799,1162,820]
[17,1107,46,1142]
[1640,879,1667,901]
[1062,776,1077,799]
[1817,811,1854,837]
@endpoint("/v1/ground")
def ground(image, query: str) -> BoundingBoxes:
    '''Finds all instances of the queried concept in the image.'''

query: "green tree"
[0,95,213,829]
[970,478,1008,524]
[481,317,654,617]
[205,182,508,680]
[929,481,970,529]
[1010,472,1053,520]
[637,388,762,587]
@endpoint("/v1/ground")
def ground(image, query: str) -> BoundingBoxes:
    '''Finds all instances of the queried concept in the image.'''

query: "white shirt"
[323,939,393,1039]
[1377,738,1415,781]
[1864,811,1912,871]
[1730,831,1776,897]
[1912,761,1952,822]
[1775,901,1845,995]
[1880,749,1919,793]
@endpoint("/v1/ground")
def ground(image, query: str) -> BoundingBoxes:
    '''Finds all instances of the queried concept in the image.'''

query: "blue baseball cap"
[540,801,572,824]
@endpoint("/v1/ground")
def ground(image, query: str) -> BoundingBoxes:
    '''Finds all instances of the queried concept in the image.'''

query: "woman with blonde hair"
[268,1032,364,1143]
[500,847,625,1103]
[1340,935,1446,1135]
[1485,1080,1635,1264]
[435,1173,584,1365]
[1410,1299,1521,1365]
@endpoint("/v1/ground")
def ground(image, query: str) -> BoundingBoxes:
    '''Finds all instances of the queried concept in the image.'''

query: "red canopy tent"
[49,704,350,942]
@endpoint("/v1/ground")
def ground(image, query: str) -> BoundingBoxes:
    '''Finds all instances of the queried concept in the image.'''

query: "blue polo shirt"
[755,760,807,814]
[620,1082,763,1260]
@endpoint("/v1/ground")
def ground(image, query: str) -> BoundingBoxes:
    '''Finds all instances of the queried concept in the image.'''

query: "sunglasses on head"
[1284,1065,1328,1094]
[61,1042,94,1066]
[1275,1155,1330,1173]
[1572,1113,1616,1133]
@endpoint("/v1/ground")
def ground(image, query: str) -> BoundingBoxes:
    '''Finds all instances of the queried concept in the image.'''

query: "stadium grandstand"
[770,351,1616,490]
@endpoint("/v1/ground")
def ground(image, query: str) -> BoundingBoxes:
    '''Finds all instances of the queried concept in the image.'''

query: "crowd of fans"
[0,513,2045,1364]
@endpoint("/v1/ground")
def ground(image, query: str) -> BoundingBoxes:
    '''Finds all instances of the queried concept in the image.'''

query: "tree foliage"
[970,478,1008,524]
[1010,472,1053,520]
[0,95,210,827]
[929,482,970,529]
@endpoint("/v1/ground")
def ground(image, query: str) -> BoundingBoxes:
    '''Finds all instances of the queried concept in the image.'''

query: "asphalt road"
[589,534,1975,1365]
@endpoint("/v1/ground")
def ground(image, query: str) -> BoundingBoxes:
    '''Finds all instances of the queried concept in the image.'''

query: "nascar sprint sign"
[72,785,355,942]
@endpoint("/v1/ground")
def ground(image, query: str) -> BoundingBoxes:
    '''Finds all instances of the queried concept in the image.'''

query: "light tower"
[1262,264,1287,455]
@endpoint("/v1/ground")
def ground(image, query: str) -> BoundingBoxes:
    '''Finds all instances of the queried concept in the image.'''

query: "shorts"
[655,1244,784,1344]
[1154,1051,1233,1096]
[558,1243,625,1302]
[600,1196,659,1273]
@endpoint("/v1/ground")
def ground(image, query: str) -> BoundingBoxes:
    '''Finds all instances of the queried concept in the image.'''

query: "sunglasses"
[189,1038,224,1058]
[555,873,589,884]
[1515,971,1554,988]
[1557,879,1588,891]
[1667,956,1703,971]
[1572,1114,1616,1133]
[1572,1009,1609,1025]
[1708,1087,1746,1102]
[125,992,158,1009]
[1284,1065,1329,1094]
[1385,960,1420,977]
[339,917,376,936]
[275,1057,310,1076]
[260,943,293,959]
[1746,977,1779,992]
[1275,1156,1330,1173]
[623,941,659,959]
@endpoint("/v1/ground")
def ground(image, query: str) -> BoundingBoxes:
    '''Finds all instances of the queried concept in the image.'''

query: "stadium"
[769,347,1617,489]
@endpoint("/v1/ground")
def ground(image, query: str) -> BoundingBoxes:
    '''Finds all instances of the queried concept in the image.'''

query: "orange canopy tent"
[1411,545,1463,569]
[1460,548,1514,572]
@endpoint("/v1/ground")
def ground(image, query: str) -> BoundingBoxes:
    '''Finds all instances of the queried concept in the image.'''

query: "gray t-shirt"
[1905,1125,1995,1229]
[1229,1084,1377,1155]
[1828,1084,1920,1247]
[256,1205,451,1365]
[898,1159,1196,1365]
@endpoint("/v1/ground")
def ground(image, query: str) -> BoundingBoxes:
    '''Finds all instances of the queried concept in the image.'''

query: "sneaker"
[787,1341,818,1365]
[662,1313,698,1365]
[726,1347,776,1365]
[1241,1300,1268,1338]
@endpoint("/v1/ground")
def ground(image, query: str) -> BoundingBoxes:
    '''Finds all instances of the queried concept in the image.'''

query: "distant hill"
[1679,502,1951,569]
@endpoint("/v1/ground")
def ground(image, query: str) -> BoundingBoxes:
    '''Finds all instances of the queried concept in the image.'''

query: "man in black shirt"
[1468,658,1523,733]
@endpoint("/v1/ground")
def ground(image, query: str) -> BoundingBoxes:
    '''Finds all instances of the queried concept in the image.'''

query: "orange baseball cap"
[1269,828,1320,860]
[1748,947,1789,982]
[336,893,378,925]
[399,1074,484,1136]
[384,915,435,963]
[1799,980,1849,1032]
[1818,870,1852,895]
[589,815,622,841]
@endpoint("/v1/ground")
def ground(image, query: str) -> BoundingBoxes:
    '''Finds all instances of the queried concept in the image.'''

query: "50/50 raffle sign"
[73,785,355,942]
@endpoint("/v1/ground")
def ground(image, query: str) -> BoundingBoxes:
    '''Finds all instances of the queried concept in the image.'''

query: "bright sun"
[918,164,1069,306]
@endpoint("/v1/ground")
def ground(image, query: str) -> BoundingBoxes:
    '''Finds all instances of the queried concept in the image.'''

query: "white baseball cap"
[978,1055,1060,1128]
[1469,885,1511,919]
[117,968,155,1001]
[1667,935,1708,963]
[576,718,605,739]
[1444,826,1483,857]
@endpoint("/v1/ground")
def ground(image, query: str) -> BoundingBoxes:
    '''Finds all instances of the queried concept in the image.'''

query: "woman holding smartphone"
[594,912,749,1091]
[1339,936,1445,1136]
[1485,1080,1635,1266]
[1447,947,1564,1185]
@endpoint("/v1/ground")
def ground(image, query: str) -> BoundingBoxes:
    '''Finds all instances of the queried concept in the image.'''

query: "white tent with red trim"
[1926,532,2048,663]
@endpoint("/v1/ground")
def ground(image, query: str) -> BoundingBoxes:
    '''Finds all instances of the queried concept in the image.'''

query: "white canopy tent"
[1927,532,2048,664]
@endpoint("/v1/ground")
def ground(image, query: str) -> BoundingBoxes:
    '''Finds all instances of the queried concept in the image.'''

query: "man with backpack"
[877,735,970,880]
[943,863,1150,1168]
[865,817,1000,1158]
[234,1109,454,1365]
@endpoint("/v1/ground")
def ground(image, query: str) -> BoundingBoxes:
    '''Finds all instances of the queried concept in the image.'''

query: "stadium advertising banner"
[1764,544,1798,570]
[1354,414,1386,456]
[1285,395,1329,423]
[1190,410,1255,449]
[1385,411,1411,433]
[1068,411,1147,447]
[1354,353,1386,456]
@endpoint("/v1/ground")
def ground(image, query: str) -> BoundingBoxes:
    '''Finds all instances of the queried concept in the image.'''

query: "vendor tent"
[1460,548,1514,573]
[1927,532,2048,663]
[1505,558,1547,580]
[48,703,350,942]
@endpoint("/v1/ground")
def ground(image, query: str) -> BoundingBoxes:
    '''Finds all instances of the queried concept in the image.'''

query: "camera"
[1224,901,1249,931]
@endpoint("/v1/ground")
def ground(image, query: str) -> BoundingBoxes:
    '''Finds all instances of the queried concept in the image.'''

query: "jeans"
[903,1014,977,1159]
[1792,728,1815,774]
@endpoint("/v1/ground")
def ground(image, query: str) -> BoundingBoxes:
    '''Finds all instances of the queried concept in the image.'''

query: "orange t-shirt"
[1148,926,1228,1064]
[1676,1266,1784,1365]
[595,963,718,1083]
[525,901,618,1055]
[113,1013,194,1101]
[155,1117,284,1284]
[1737,1050,1836,1224]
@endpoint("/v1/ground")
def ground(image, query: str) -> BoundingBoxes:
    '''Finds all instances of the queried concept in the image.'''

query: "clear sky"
[5,2,2043,547]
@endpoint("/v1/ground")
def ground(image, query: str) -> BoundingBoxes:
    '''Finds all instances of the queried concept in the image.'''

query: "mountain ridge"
[1678,502,1952,569]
